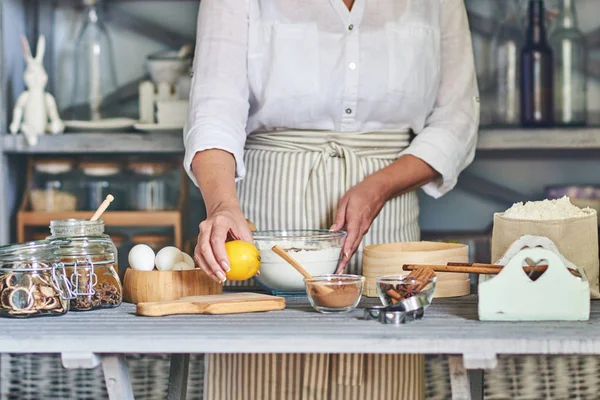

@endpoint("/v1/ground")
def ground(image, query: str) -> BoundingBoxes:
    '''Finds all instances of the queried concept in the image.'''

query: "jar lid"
[127,162,171,176]
[0,240,60,267]
[34,159,74,175]
[131,233,172,246]
[49,219,105,237]
[80,162,121,177]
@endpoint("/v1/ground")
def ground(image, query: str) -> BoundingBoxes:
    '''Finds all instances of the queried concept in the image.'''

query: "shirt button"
[348,24,354,31]
[348,62,357,70]
[345,108,352,114]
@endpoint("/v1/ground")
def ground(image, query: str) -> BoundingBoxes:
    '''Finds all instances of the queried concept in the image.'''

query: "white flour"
[503,196,591,220]
[255,241,341,292]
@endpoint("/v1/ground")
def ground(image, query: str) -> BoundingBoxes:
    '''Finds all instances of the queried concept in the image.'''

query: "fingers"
[197,221,227,283]
[194,246,220,282]
[330,197,348,232]
[194,239,222,282]
[337,217,359,274]
[211,223,231,273]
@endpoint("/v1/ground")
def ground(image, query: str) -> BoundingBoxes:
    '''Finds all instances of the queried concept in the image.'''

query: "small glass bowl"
[376,275,437,308]
[305,274,364,313]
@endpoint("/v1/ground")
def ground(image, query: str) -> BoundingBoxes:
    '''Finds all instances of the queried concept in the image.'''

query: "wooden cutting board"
[136,292,286,317]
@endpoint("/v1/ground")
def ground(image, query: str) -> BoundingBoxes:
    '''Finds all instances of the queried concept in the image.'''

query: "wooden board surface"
[136,292,286,316]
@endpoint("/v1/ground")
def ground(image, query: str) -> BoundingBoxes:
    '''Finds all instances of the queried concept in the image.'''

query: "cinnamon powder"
[310,284,361,308]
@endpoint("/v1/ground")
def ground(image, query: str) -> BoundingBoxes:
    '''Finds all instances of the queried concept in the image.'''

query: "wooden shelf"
[17,211,184,248]
[18,211,182,227]
[3,127,600,154]
[477,127,600,150]
[1,132,184,154]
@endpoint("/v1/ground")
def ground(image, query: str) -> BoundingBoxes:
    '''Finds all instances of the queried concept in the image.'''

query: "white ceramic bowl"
[252,230,346,296]
[146,51,191,86]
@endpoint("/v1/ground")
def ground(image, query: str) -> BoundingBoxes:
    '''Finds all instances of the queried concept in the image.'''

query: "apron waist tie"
[246,129,412,186]
[245,129,411,231]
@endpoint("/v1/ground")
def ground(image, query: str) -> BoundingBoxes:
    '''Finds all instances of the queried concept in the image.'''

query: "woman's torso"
[245,0,442,135]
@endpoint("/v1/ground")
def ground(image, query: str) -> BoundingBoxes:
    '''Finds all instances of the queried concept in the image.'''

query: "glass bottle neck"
[526,0,548,44]
[83,0,103,23]
[557,0,578,29]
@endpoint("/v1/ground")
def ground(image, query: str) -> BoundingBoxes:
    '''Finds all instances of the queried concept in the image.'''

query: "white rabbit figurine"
[9,35,64,146]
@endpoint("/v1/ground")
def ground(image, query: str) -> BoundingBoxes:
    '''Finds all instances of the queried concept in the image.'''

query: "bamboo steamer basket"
[363,241,470,298]
[123,269,222,304]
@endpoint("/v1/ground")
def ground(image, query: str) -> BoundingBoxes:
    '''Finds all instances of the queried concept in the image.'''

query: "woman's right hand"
[194,205,254,283]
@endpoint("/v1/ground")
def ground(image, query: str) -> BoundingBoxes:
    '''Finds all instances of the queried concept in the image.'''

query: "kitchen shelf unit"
[3,128,600,155]
[1,131,184,154]
[16,155,188,248]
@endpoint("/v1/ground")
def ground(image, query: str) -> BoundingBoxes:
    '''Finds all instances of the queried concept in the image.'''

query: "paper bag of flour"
[491,209,599,298]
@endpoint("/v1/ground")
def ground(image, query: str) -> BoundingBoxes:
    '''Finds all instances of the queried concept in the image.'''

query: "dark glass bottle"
[520,0,554,127]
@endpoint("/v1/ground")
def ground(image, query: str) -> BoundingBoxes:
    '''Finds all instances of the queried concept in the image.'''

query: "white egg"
[128,245,155,271]
[155,246,184,271]
[172,261,195,271]
[181,252,195,267]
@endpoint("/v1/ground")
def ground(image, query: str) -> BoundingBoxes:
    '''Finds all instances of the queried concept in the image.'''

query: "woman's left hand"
[330,176,390,274]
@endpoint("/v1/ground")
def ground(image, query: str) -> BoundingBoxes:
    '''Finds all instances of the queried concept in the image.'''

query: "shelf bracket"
[457,171,530,207]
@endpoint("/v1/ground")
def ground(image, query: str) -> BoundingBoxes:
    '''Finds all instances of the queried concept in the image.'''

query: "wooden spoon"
[90,194,114,221]
[271,245,334,295]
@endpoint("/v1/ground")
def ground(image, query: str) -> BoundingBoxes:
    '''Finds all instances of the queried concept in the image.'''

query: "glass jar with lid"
[46,219,122,311]
[0,241,73,318]
[127,161,179,210]
[30,159,79,212]
[79,161,125,211]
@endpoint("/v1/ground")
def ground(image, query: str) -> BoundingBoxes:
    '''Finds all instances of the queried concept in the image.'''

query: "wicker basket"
[0,354,205,400]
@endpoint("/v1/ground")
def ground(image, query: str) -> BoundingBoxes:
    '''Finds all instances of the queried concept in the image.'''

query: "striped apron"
[207,130,424,400]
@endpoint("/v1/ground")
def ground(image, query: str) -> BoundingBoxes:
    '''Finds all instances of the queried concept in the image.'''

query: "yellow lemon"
[225,240,261,281]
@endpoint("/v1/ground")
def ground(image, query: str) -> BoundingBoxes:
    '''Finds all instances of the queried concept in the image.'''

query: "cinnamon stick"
[402,263,581,278]
[386,289,401,301]
[407,266,437,291]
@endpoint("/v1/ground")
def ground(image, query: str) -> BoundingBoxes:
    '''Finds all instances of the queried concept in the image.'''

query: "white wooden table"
[1,295,599,400]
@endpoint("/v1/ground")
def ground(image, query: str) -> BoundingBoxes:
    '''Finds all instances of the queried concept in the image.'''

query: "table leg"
[167,353,190,400]
[101,354,135,400]
[468,370,484,400]
[448,356,472,400]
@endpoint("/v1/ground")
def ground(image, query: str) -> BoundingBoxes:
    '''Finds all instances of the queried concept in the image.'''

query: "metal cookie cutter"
[363,306,388,321]
[379,307,425,325]
[364,290,431,325]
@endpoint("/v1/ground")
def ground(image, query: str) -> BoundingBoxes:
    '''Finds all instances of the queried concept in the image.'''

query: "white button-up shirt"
[184,0,480,198]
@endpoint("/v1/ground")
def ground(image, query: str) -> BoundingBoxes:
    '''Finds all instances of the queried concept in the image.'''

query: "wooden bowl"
[363,241,470,298]
[123,268,222,304]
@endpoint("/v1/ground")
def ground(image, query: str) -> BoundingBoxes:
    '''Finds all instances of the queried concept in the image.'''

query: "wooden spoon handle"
[90,194,114,221]
[271,245,313,280]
